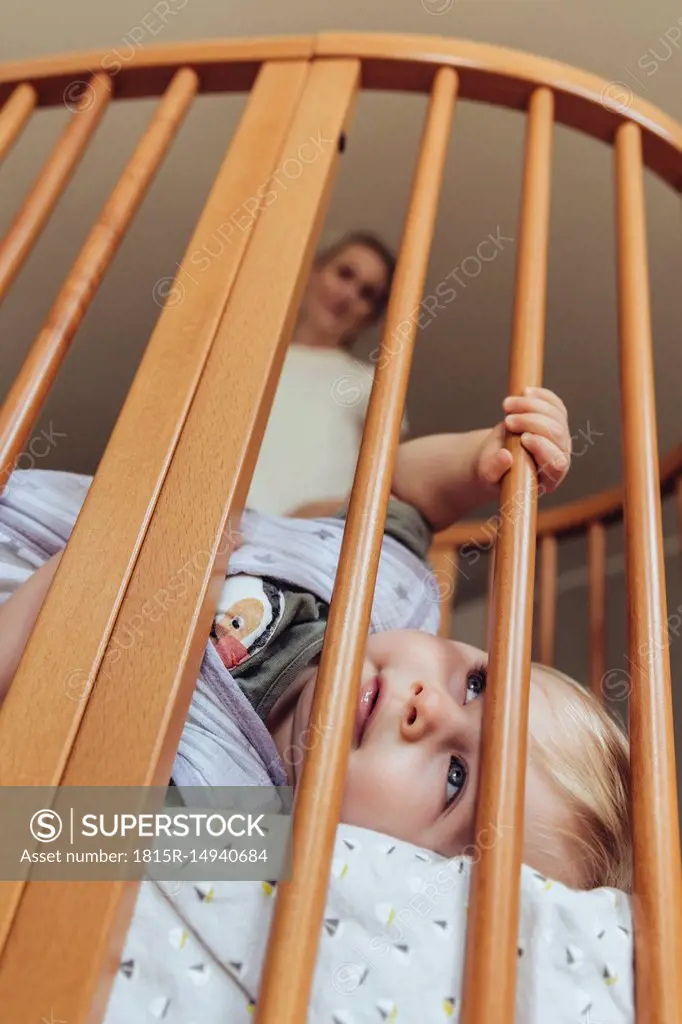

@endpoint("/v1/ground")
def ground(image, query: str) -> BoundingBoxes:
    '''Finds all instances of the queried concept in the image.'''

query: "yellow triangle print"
[262,882,274,897]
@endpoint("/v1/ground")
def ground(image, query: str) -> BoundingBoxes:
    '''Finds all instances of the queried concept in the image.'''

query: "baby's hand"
[476,386,572,495]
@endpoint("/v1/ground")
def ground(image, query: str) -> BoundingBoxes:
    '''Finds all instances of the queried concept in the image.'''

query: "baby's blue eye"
[444,666,485,807]
[465,666,487,704]
[446,756,467,807]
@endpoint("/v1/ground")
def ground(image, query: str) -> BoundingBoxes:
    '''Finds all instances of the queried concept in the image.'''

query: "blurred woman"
[247,232,404,515]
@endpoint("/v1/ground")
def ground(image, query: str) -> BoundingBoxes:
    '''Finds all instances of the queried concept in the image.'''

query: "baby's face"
[274,630,582,885]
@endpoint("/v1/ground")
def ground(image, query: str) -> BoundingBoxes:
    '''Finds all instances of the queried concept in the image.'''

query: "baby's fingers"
[504,411,565,447]
[479,446,513,485]
[522,386,568,418]
[503,395,564,423]
[519,433,570,492]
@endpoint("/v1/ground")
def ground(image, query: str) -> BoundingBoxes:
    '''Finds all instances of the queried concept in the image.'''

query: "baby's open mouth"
[356,675,381,746]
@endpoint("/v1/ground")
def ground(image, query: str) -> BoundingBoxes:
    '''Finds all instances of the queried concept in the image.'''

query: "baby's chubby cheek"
[339,764,390,831]
[339,753,431,845]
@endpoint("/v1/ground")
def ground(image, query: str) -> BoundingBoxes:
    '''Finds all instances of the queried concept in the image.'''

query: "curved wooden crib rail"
[0,32,680,1024]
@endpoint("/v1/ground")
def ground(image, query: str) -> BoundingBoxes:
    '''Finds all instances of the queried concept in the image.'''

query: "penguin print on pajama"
[210,574,284,670]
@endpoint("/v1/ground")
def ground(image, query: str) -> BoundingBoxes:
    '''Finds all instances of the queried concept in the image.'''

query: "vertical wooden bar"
[0,58,355,1024]
[430,544,457,637]
[0,68,199,490]
[614,120,682,1023]
[484,541,496,651]
[537,533,557,664]
[256,65,458,1024]
[460,86,554,1024]
[588,521,607,697]
[0,83,37,166]
[0,73,111,303]
[0,56,313,979]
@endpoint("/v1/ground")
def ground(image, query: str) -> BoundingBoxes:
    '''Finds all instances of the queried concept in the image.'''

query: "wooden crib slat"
[537,533,557,664]
[587,521,607,697]
[460,86,553,1024]
[0,74,111,303]
[0,83,37,166]
[0,58,311,978]
[0,59,357,1023]
[484,542,496,651]
[0,68,198,489]
[614,120,682,1020]
[431,544,457,637]
[256,65,457,1023]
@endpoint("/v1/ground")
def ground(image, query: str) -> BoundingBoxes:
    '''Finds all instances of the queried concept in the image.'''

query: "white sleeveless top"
[247,345,408,515]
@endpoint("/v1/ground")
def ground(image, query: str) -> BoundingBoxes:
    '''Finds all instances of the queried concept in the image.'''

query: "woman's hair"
[530,664,632,892]
[316,231,397,322]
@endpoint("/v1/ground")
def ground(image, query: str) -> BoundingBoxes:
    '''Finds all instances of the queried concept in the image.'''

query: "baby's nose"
[401,682,446,742]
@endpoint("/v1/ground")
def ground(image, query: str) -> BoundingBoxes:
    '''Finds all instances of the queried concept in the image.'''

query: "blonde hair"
[529,664,632,892]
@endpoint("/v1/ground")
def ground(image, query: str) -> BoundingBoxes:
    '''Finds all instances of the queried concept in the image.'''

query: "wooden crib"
[0,32,680,1024]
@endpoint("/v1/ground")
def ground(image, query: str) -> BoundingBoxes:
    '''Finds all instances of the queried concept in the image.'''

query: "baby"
[0,387,631,893]
[268,636,631,892]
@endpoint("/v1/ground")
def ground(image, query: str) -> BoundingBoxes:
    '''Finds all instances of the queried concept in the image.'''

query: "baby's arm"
[391,387,571,531]
[0,552,62,704]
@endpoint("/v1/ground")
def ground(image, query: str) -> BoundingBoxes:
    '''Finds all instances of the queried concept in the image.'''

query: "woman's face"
[301,243,390,347]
